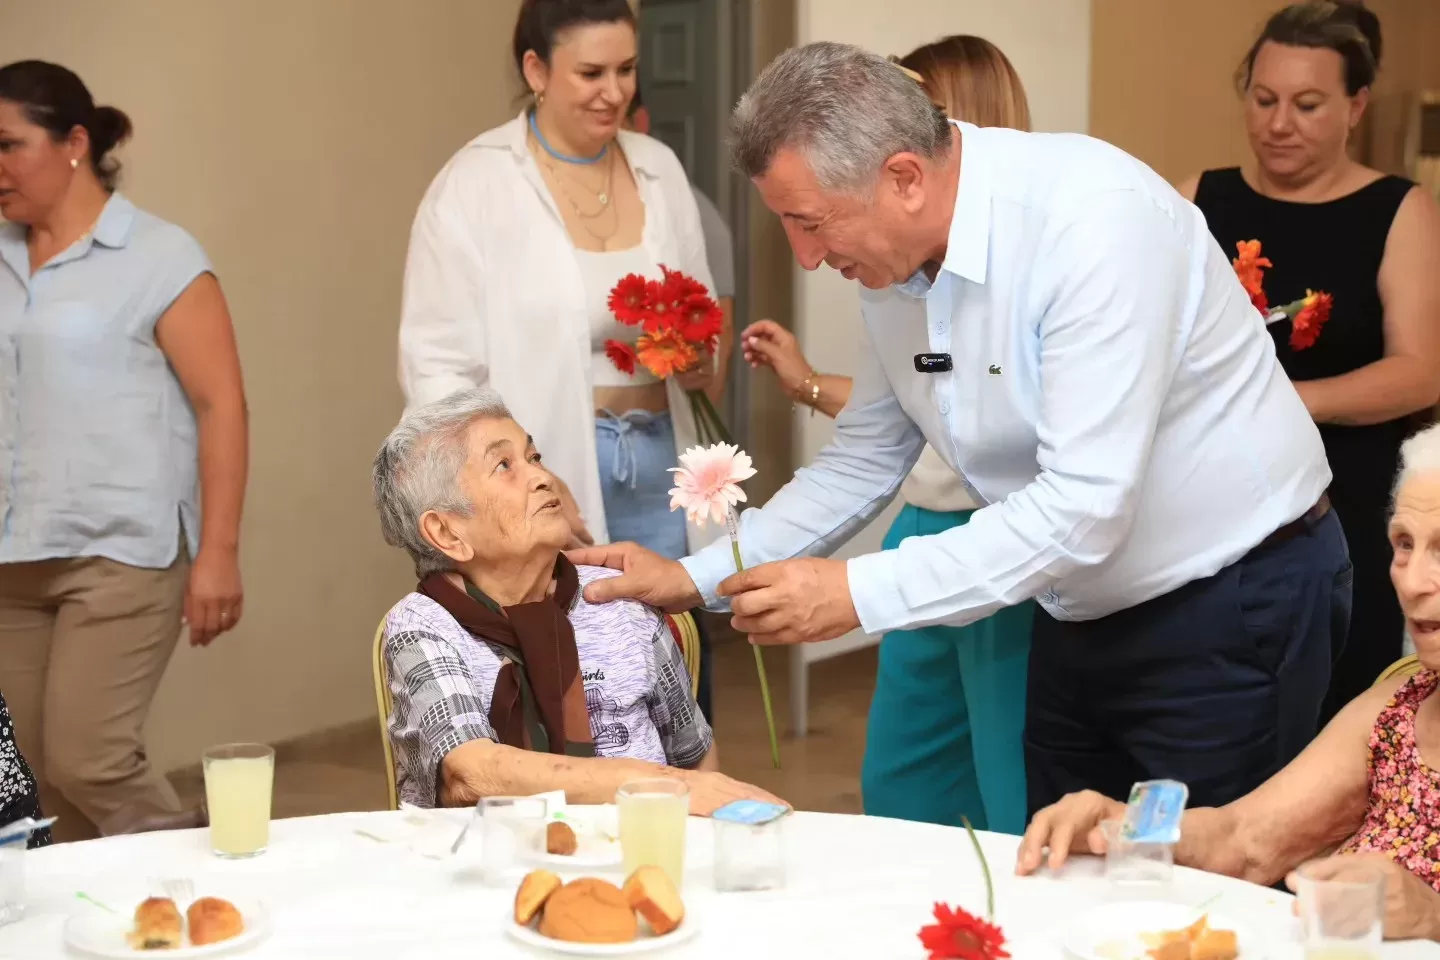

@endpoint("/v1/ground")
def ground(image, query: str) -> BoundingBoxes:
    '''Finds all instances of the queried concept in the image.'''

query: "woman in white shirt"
[741,36,1035,836]
[398,0,726,566]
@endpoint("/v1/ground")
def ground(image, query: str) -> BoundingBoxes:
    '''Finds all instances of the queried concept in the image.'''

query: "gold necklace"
[532,134,621,244]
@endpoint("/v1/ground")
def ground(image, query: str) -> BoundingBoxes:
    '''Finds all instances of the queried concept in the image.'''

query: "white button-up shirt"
[399,112,717,552]
[681,123,1331,634]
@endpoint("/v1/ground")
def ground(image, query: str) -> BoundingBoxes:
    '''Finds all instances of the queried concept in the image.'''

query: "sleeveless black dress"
[1194,168,1416,724]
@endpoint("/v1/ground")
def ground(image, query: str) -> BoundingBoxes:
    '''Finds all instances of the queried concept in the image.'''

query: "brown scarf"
[417,556,595,758]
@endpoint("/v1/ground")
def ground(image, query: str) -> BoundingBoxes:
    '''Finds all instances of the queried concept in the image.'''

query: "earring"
[70,158,78,170]
[536,90,546,107]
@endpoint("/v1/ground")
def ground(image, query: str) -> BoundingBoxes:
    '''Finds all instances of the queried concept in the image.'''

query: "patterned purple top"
[383,564,712,807]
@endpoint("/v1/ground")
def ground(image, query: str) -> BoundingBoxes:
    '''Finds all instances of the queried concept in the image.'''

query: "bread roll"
[546,821,578,856]
[623,865,684,936]
[538,878,637,944]
[514,869,562,925]
[128,897,182,950]
[186,897,245,946]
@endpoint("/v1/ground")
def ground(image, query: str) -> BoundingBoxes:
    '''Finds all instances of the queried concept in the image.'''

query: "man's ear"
[883,151,928,214]
[419,510,475,565]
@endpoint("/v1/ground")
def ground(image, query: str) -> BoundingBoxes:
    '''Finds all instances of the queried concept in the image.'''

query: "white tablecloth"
[2,809,1439,959]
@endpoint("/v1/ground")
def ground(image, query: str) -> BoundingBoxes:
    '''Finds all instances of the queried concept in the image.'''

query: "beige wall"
[1091,0,1440,184]
[0,0,524,771]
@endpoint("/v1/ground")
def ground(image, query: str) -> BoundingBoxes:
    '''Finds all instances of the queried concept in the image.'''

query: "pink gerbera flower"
[667,442,756,526]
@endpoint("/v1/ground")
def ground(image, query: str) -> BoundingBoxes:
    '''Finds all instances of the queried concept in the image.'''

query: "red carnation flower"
[1289,289,1333,351]
[918,904,1010,960]
[604,338,637,376]
[607,273,653,326]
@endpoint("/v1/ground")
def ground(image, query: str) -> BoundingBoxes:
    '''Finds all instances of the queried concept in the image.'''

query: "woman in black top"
[0,692,49,848]
[1180,1,1440,723]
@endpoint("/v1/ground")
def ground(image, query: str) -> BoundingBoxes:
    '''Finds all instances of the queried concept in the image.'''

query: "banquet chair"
[371,617,399,811]
[1376,654,1422,684]
[665,611,703,700]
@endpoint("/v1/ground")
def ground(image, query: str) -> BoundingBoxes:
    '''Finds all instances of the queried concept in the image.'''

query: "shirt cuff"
[846,550,911,636]
[679,541,738,611]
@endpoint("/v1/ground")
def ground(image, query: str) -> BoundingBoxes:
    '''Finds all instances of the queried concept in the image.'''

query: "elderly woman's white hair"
[1394,423,1440,508]
[373,389,513,576]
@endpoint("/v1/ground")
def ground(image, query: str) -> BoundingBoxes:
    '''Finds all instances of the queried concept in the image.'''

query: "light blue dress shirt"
[680,123,1332,635]
[0,193,211,568]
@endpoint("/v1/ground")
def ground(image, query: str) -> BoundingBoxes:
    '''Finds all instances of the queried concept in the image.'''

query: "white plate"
[535,811,623,870]
[506,914,699,956]
[1064,901,1261,960]
[63,897,271,958]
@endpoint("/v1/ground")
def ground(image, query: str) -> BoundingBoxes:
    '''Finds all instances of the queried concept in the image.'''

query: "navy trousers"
[1024,508,1352,816]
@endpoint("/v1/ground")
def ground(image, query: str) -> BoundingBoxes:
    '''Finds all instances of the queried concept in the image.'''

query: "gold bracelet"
[797,373,821,417]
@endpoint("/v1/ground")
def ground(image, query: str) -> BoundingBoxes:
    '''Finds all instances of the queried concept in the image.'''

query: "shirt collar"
[91,192,136,248]
[895,120,992,296]
[478,110,662,180]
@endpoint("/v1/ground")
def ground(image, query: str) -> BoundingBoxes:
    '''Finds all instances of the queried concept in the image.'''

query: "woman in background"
[399,0,728,572]
[0,61,248,841]
[741,35,1034,835]
[1178,1,1440,723]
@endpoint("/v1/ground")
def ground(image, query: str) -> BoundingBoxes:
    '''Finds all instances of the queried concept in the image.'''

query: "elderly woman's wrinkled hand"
[1287,854,1440,942]
[682,769,789,817]
[1015,789,1126,876]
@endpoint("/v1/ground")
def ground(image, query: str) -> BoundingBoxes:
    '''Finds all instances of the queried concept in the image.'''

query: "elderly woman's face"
[1390,472,1440,666]
[426,417,571,568]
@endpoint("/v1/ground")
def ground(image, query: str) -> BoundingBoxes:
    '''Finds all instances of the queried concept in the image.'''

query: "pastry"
[546,821,578,856]
[623,864,684,936]
[514,869,562,925]
[538,877,638,944]
[127,897,182,950]
[1190,927,1239,960]
[187,897,245,946]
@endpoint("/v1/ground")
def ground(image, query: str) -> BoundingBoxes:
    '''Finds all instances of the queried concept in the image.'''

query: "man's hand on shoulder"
[566,542,702,613]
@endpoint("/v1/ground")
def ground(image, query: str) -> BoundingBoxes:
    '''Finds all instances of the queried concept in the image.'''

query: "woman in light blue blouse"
[0,61,248,841]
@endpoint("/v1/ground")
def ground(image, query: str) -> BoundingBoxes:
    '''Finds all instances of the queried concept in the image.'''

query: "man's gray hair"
[373,388,513,577]
[1395,423,1440,509]
[729,41,952,194]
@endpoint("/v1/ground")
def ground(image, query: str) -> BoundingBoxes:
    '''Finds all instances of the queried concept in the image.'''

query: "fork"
[150,877,194,904]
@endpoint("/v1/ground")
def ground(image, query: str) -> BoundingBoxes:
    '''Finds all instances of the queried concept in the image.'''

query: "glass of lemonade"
[616,778,689,888]
[1295,860,1384,960]
[202,743,275,859]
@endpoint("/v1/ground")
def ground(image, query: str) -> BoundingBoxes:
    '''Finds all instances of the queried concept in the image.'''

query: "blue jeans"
[1024,507,1352,816]
[595,410,688,560]
[861,505,1033,835]
[595,410,713,718]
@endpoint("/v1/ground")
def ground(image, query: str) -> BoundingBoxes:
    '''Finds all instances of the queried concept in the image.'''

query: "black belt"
[1257,493,1331,550]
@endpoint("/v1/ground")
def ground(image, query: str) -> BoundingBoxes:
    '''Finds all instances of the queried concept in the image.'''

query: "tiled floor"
[171,625,879,818]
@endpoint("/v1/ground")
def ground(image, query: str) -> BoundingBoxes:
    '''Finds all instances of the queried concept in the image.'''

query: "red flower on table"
[1288,289,1333,351]
[603,339,637,376]
[607,273,652,326]
[918,904,1010,960]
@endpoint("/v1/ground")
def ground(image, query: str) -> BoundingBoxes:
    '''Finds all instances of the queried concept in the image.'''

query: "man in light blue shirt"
[572,43,1351,816]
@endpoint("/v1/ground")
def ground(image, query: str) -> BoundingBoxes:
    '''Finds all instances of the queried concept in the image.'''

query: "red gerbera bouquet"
[918,819,1009,960]
[1232,240,1333,351]
[605,266,731,442]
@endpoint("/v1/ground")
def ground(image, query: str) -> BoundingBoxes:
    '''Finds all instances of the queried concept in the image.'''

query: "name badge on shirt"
[1121,779,1188,843]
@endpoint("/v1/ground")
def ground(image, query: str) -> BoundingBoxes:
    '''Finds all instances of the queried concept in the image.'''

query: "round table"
[1,809,1437,959]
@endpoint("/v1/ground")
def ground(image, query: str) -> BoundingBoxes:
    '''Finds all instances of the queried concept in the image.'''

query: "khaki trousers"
[0,551,186,842]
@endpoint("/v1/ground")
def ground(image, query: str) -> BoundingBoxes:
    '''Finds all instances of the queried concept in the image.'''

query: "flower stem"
[693,390,734,445]
[961,816,994,921]
[726,507,781,769]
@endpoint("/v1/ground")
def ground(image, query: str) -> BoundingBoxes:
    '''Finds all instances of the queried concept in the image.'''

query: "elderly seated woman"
[372,389,782,814]
[1017,424,1440,940]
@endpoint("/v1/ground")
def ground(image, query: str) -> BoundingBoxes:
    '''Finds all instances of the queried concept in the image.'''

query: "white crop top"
[577,246,662,387]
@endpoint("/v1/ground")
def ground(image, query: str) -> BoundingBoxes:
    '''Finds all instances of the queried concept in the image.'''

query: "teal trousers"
[860,504,1034,835]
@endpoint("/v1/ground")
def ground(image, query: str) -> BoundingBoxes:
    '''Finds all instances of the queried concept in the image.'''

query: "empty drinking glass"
[475,796,548,885]
[1295,860,1384,960]
[1100,818,1175,886]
